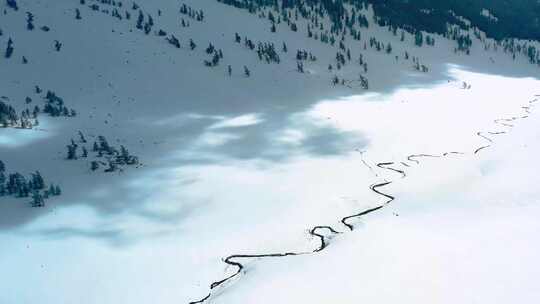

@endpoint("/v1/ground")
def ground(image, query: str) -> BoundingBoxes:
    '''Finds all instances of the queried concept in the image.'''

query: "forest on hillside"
[222,0,540,41]
[369,0,540,41]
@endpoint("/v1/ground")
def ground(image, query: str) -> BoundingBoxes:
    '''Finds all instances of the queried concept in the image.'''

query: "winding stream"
[190,96,538,304]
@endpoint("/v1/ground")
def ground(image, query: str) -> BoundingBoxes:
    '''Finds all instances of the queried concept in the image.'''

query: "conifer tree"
[31,191,44,207]
[386,43,392,54]
[415,31,423,47]
[166,35,180,48]
[0,171,6,196]
[54,185,61,196]
[5,38,14,59]
[54,40,62,52]
[26,12,34,30]
[66,143,78,160]
[7,0,18,11]
[136,10,144,29]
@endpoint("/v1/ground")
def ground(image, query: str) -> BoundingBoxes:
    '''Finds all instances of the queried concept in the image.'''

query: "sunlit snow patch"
[196,132,242,147]
[208,113,264,129]
[303,66,540,155]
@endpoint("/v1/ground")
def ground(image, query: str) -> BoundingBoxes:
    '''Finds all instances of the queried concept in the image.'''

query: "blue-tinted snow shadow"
[1,59,538,245]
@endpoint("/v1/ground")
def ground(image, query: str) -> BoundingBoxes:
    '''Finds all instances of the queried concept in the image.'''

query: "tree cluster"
[0,100,39,129]
[65,133,139,173]
[44,91,76,117]
[0,161,61,208]
[179,3,204,22]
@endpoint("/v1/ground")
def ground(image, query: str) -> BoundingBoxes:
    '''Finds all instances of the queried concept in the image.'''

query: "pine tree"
[206,43,215,54]
[136,10,144,29]
[105,161,117,173]
[31,191,44,207]
[5,38,14,59]
[0,171,6,196]
[360,75,369,90]
[166,35,180,48]
[414,31,423,47]
[211,52,220,66]
[32,171,45,189]
[54,185,61,196]
[119,145,130,162]
[297,61,304,73]
[290,23,297,32]
[7,0,18,11]
[54,40,62,52]
[47,184,55,196]
[66,143,78,160]
[90,161,99,171]
[26,12,34,30]
[332,75,339,85]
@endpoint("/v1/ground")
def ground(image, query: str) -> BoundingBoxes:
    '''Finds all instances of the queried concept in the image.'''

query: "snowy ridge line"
[189,96,538,304]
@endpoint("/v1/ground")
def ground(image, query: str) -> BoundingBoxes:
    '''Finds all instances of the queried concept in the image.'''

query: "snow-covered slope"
[0,1,539,303]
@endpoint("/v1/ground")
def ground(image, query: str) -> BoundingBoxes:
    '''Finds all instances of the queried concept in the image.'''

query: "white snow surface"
[0,0,539,303]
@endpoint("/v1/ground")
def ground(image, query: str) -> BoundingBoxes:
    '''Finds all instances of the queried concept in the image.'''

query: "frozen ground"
[210,94,540,304]
[0,1,539,303]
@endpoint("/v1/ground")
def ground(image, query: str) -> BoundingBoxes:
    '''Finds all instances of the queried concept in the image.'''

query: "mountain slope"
[0,1,539,304]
